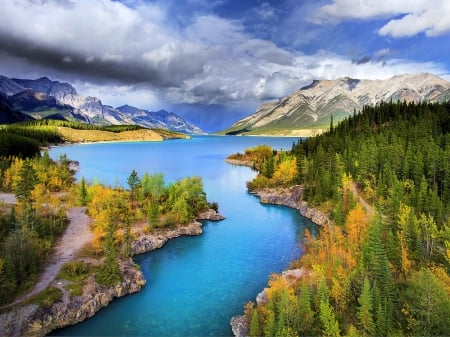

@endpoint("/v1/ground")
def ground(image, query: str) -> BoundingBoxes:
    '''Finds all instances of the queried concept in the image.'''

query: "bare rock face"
[230,315,249,337]
[131,221,203,255]
[254,185,331,227]
[197,209,225,221]
[131,210,224,255]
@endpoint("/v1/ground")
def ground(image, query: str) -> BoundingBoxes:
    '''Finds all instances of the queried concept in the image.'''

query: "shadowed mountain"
[0,75,204,134]
[0,92,33,124]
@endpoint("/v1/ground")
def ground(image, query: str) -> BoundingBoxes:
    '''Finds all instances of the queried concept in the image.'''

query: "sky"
[1,0,450,132]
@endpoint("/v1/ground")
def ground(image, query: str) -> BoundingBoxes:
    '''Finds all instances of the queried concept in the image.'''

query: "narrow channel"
[49,136,316,336]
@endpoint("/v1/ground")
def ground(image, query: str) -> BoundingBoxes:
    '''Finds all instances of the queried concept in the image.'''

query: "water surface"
[49,136,316,336]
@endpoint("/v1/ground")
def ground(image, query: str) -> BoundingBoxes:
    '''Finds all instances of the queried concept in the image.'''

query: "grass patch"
[64,282,83,297]
[58,261,90,281]
[27,287,62,308]
[57,260,98,297]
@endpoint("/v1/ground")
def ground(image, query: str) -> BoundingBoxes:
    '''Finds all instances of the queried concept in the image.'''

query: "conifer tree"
[357,277,375,336]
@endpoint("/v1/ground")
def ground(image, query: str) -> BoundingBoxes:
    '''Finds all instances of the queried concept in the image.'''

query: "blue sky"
[1,0,450,131]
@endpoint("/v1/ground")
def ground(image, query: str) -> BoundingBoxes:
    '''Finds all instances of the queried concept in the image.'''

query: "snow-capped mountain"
[223,73,450,136]
[0,75,204,134]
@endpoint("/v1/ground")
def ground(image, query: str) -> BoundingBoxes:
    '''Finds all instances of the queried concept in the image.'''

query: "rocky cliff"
[253,185,331,227]
[132,221,204,255]
[1,258,146,337]
[132,210,224,255]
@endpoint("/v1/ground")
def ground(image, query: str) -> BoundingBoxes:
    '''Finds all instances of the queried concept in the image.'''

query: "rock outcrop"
[132,221,203,255]
[253,185,331,227]
[197,209,225,221]
[132,209,224,255]
[230,315,249,337]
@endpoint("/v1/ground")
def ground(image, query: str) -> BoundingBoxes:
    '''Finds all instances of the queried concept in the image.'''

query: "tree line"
[242,101,450,336]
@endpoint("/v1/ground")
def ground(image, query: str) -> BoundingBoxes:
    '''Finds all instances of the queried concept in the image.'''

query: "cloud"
[374,48,394,59]
[352,56,371,65]
[254,2,277,20]
[316,0,450,37]
[379,6,450,37]
[0,0,448,117]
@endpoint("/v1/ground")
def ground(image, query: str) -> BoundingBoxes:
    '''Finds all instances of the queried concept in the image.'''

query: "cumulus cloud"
[379,6,450,37]
[0,0,448,117]
[316,0,450,37]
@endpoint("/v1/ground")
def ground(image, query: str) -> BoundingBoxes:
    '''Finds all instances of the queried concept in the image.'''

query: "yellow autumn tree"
[272,157,297,186]
[345,203,368,252]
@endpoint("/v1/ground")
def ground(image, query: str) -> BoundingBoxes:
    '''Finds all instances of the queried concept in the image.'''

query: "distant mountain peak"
[222,73,450,136]
[0,75,205,134]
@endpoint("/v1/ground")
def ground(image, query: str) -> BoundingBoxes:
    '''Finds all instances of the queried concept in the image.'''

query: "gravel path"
[24,207,93,300]
[351,182,374,216]
[0,192,93,307]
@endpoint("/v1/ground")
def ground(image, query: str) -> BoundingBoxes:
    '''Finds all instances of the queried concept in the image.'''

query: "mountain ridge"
[221,73,450,136]
[0,75,204,134]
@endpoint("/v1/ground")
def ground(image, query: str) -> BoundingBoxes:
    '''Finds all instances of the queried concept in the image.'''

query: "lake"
[48,135,316,337]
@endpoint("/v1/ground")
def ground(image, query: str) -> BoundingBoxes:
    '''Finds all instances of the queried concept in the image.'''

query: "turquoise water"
[48,136,316,337]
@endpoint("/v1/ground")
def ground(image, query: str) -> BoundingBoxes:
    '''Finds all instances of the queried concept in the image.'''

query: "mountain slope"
[116,105,204,134]
[0,92,33,124]
[221,73,450,136]
[0,75,204,134]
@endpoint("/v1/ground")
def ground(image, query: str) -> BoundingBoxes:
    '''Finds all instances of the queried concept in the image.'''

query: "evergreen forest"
[241,101,450,337]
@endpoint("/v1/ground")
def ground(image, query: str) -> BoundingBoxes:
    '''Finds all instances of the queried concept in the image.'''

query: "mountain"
[116,105,204,134]
[221,73,450,136]
[0,75,204,134]
[0,92,33,124]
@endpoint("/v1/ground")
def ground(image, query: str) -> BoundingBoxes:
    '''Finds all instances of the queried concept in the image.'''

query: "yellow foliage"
[267,274,295,300]
[273,157,297,186]
[345,203,368,251]
[330,266,350,313]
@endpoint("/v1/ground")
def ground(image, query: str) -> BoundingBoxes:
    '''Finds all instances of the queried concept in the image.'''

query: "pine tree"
[357,277,375,336]
[14,159,38,204]
[319,299,340,337]
[127,169,141,204]
[296,282,314,334]
[78,176,88,206]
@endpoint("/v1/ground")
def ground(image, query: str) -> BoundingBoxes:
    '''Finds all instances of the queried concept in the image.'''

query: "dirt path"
[351,182,374,216]
[24,207,92,301]
[0,192,93,308]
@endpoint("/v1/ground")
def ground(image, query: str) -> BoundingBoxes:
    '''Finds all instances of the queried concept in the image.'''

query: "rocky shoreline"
[230,186,331,336]
[253,185,331,227]
[0,209,224,337]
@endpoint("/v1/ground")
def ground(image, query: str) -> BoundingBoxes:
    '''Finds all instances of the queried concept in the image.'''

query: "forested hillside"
[242,101,450,336]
